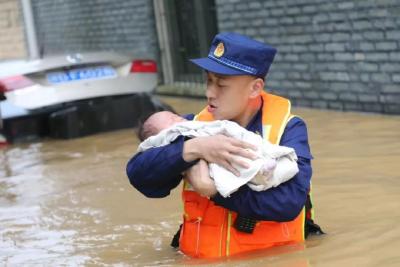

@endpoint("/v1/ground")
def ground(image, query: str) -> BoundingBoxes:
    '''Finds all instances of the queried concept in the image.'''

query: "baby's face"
[151,111,185,133]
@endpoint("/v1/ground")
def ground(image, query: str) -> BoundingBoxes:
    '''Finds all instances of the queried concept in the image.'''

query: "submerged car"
[0,51,158,109]
[0,52,167,143]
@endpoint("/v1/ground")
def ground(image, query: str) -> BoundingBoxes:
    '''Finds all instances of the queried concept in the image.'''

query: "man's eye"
[218,84,227,87]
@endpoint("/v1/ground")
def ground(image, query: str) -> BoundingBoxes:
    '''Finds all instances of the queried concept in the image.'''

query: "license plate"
[47,65,117,84]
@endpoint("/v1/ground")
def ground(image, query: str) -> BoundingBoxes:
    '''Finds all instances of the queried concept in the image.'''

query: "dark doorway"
[165,0,218,83]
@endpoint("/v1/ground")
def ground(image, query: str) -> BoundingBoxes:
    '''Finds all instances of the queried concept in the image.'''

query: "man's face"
[205,72,256,122]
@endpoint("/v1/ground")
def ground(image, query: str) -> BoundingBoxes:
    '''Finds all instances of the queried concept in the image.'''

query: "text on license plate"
[47,66,117,84]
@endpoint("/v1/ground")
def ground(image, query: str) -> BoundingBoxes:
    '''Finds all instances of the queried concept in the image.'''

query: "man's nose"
[206,85,217,99]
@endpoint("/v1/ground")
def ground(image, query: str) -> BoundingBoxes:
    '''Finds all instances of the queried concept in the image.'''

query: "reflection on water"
[1,96,399,266]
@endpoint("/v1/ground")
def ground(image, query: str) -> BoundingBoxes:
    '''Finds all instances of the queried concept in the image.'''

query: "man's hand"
[185,159,217,197]
[182,134,257,176]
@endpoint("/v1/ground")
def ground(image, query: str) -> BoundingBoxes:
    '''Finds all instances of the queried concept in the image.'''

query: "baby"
[137,111,298,198]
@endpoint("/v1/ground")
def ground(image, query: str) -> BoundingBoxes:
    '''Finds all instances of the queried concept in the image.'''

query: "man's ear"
[249,78,264,98]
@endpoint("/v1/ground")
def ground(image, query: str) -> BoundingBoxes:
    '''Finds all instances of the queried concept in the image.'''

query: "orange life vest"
[179,91,306,258]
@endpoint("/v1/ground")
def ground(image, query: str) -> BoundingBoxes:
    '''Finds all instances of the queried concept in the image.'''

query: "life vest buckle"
[233,215,257,234]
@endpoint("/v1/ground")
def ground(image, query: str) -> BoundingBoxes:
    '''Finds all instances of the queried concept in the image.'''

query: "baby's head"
[138,111,186,141]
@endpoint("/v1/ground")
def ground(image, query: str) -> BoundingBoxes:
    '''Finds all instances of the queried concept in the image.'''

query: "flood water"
[1,96,399,266]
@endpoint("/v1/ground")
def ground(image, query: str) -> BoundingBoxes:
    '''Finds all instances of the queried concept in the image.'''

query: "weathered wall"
[32,0,158,59]
[0,0,26,60]
[216,0,400,114]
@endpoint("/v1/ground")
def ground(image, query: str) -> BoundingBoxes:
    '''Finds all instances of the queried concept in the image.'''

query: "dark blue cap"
[190,32,277,78]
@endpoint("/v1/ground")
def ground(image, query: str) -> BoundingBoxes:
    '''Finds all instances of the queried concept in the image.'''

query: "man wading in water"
[126,32,323,258]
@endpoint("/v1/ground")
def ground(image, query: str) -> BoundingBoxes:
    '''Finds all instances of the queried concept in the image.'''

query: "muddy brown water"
[1,96,399,266]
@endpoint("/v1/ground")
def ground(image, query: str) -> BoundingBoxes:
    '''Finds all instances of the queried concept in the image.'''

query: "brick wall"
[32,0,158,59]
[216,0,400,114]
[0,0,26,60]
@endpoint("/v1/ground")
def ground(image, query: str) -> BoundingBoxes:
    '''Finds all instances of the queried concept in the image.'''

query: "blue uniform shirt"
[126,108,313,222]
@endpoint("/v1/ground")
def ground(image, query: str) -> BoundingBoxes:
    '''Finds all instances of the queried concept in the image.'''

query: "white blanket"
[138,120,298,197]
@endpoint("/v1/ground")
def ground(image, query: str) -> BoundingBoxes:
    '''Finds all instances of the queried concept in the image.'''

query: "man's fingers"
[230,146,258,160]
[229,155,250,169]
[221,151,249,169]
[220,160,240,176]
[230,138,257,151]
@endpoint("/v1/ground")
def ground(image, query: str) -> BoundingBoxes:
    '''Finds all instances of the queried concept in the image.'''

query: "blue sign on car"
[47,65,117,84]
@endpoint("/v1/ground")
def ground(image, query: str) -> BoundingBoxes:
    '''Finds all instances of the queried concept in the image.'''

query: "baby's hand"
[260,159,277,178]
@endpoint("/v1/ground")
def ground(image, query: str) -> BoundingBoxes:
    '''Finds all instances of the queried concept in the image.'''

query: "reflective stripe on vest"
[180,91,306,258]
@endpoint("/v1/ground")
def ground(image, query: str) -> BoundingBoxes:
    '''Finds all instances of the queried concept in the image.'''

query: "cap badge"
[214,42,225,58]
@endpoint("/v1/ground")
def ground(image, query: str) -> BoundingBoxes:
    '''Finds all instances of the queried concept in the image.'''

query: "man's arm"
[127,133,256,198]
[127,136,257,199]
[127,114,257,198]
[127,114,198,198]
[210,117,313,222]
[126,136,197,198]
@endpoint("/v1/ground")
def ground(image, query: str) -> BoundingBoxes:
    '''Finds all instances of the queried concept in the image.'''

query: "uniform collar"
[245,99,263,136]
